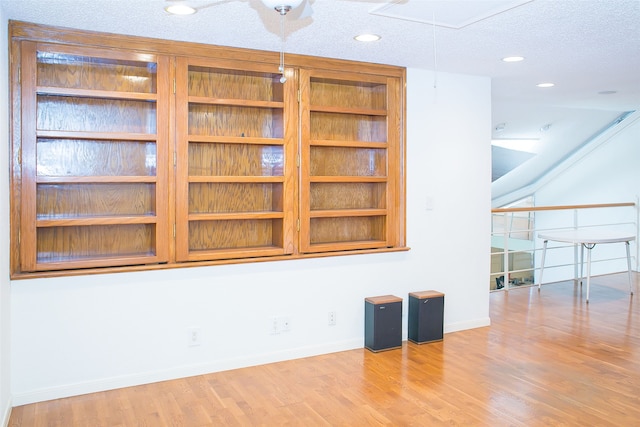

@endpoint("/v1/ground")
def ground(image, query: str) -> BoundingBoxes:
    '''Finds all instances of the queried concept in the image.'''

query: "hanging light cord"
[432,11,438,88]
[279,10,287,83]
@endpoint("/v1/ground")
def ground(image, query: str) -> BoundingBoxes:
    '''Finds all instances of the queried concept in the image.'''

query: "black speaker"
[408,290,444,344]
[364,295,402,352]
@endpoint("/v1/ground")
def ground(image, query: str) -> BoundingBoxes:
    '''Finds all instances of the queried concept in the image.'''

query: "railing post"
[573,208,579,283]
[636,195,639,271]
[503,212,510,290]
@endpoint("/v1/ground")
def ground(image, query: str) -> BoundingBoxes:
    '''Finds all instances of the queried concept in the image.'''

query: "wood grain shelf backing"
[36,49,157,93]
[310,146,387,176]
[36,224,157,260]
[188,66,283,102]
[310,77,387,110]
[187,143,284,177]
[36,183,156,218]
[310,182,386,210]
[310,112,387,143]
[36,139,158,176]
[37,95,157,134]
[188,219,284,251]
[310,216,386,244]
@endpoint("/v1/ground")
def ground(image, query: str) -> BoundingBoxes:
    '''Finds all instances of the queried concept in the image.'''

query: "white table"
[538,229,636,302]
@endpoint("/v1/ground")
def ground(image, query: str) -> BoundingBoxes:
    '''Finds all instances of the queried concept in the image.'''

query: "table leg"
[626,241,633,295]
[579,243,584,286]
[585,243,592,303]
[539,240,548,291]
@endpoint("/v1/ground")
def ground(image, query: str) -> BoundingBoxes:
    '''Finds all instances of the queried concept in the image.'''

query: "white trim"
[1,398,11,427]
[11,315,491,406]
[11,339,362,406]
[445,317,491,333]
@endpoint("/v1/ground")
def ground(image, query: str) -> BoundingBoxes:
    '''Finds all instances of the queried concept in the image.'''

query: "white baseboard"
[1,398,11,427]
[12,318,490,407]
[11,338,363,406]
[445,317,491,333]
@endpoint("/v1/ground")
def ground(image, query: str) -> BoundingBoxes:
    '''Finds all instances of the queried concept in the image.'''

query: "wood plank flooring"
[9,272,640,426]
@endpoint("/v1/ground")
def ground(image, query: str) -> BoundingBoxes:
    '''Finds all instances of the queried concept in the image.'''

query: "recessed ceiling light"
[502,56,524,62]
[536,82,555,88]
[355,34,381,42]
[165,4,196,15]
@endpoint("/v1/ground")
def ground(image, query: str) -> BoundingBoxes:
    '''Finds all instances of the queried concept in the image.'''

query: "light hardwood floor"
[9,272,640,426]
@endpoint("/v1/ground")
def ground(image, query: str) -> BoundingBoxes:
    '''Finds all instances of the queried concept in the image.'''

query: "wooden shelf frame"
[174,56,297,262]
[37,86,158,102]
[16,39,170,273]
[9,21,407,278]
[299,68,403,254]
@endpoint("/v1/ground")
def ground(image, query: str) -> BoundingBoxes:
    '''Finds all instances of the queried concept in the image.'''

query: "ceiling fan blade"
[176,0,237,12]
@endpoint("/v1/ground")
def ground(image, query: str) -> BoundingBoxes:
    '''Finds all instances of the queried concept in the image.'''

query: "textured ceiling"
[1,0,639,198]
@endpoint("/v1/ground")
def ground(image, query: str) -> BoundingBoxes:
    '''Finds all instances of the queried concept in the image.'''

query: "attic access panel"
[370,0,533,29]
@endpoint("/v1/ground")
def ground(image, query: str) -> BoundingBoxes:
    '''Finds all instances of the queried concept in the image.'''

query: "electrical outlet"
[328,311,337,326]
[270,316,292,334]
[270,316,280,335]
[426,196,435,211]
[188,327,202,347]
[280,316,291,332]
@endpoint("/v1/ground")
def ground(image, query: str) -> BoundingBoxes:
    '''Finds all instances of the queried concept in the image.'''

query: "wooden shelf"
[37,86,158,102]
[186,246,287,262]
[310,105,387,116]
[188,176,284,183]
[188,135,284,145]
[188,96,283,109]
[309,209,387,218]
[36,130,158,141]
[36,215,158,227]
[35,253,162,271]
[175,57,295,262]
[188,212,284,221]
[15,40,169,273]
[310,139,387,148]
[36,176,157,183]
[299,68,400,253]
[307,240,388,252]
[10,22,405,277]
[310,176,387,183]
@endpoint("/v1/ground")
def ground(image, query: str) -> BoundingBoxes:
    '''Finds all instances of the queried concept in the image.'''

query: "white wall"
[7,64,492,405]
[534,114,640,282]
[0,8,13,426]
